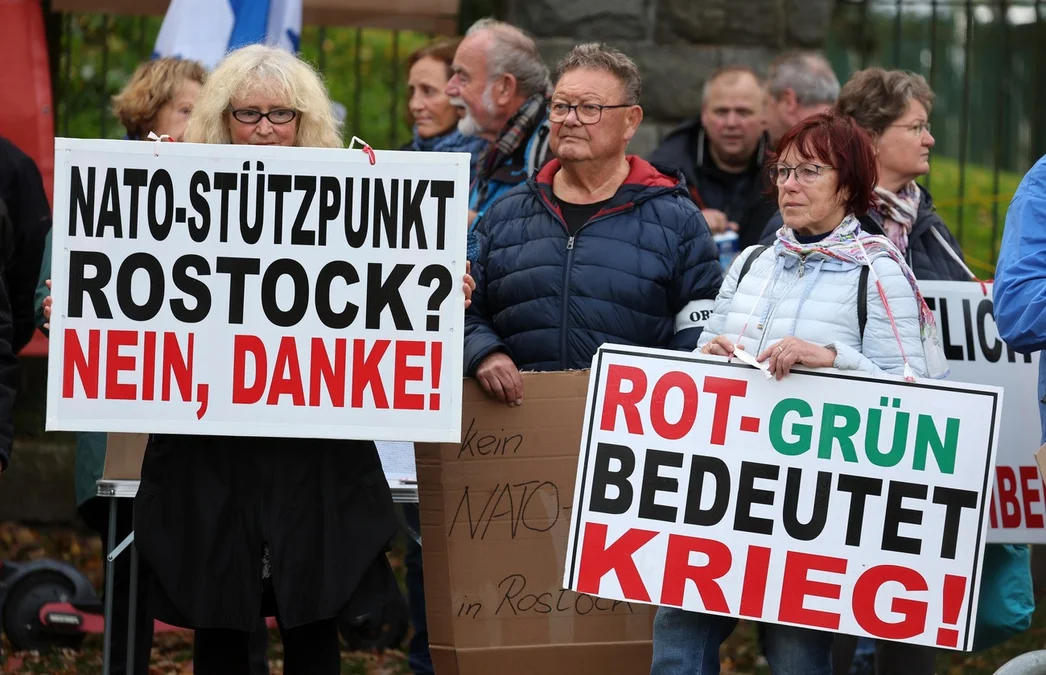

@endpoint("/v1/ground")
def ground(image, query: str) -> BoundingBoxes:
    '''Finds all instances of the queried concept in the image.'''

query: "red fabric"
[536,155,678,190]
[0,0,54,206]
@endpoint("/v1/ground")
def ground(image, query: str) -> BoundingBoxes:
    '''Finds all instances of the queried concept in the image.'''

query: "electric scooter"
[0,557,409,653]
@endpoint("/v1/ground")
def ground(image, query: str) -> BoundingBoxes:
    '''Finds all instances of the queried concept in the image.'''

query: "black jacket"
[648,119,777,250]
[464,156,723,373]
[134,435,399,630]
[0,137,51,351]
[0,210,17,470]
[757,185,973,282]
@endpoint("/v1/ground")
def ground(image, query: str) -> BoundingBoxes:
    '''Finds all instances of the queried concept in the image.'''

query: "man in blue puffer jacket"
[464,43,722,402]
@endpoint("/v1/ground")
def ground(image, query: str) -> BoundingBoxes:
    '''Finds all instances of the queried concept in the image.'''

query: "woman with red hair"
[650,112,947,675]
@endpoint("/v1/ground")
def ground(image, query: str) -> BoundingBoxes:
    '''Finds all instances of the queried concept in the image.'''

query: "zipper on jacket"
[535,186,640,370]
[559,236,576,369]
[557,217,613,369]
[755,301,779,354]
[753,264,801,355]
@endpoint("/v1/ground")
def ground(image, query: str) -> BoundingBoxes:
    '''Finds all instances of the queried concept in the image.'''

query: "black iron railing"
[827,0,1046,273]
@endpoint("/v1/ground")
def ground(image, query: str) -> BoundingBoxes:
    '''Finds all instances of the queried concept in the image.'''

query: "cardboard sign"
[416,373,654,675]
[46,138,469,442]
[564,345,1003,651]
[920,281,1043,544]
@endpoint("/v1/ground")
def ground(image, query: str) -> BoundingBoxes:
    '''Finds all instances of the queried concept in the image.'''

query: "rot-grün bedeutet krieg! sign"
[564,344,1002,651]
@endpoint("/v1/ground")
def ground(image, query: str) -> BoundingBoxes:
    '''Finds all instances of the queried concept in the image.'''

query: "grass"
[920,156,1027,279]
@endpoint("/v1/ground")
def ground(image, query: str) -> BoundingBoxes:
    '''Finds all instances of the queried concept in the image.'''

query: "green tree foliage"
[55,14,438,149]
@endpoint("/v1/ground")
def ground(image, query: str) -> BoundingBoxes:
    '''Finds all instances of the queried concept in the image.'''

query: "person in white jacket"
[650,111,947,675]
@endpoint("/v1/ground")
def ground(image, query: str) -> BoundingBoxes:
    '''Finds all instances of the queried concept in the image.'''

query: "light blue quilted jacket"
[696,237,929,378]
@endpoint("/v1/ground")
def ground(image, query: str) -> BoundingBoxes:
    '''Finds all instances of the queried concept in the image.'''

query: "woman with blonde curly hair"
[111,57,206,141]
[119,44,474,675]
[183,44,341,149]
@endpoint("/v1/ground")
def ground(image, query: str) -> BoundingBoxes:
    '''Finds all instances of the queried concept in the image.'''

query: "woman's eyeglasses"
[891,121,931,136]
[229,107,298,125]
[768,162,834,186]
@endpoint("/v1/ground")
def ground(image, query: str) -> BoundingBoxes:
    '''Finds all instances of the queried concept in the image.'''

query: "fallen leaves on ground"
[0,521,104,588]
[1,632,410,674]
[3,521,1046,674]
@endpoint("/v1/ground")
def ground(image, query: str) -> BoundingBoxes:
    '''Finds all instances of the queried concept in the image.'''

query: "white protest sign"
[919,281,1043,544]
[564,345,1002,651]
[46,138,469,443]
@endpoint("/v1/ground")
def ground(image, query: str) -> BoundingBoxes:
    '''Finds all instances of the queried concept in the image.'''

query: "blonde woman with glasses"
[38,44,475,675]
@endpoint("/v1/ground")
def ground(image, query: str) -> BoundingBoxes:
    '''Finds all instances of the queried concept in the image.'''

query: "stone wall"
[503,0,835,157]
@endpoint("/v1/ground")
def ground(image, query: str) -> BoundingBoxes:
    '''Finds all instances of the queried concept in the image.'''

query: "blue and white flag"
[153,0,302,70]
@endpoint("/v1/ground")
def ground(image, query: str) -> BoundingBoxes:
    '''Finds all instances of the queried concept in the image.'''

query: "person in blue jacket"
[464,43,722,402]
[972,157,1043,655]
[996,155,1046,444]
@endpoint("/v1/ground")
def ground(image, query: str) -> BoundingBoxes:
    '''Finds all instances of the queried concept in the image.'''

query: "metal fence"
[825,0,1046,273]
[51,13,432,150]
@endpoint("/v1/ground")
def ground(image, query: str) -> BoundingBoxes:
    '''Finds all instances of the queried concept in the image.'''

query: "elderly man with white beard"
[446,18,554,259]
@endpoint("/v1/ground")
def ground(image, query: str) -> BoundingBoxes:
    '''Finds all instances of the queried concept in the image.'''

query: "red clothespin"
[349,136,376,165]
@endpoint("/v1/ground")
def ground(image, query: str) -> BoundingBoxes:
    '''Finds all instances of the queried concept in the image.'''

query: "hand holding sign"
[463,261,475,310]
[700,334,737,357]
[476,352,523,407]
[42,279,53,330]
[757,337,837,380]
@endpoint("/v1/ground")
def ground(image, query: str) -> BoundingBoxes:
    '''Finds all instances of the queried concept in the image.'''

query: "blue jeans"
[651,607,833,675]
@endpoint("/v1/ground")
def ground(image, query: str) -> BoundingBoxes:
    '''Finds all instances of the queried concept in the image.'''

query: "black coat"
[0,210,17,470]
[0,137,51,351]
[133,434,400,631]
[648,119,777,250]
[757,185,973,282]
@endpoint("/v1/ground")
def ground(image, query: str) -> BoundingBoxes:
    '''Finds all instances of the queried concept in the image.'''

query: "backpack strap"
[736,245,769,286]
[857,265,870,342]
[525,120,552,178]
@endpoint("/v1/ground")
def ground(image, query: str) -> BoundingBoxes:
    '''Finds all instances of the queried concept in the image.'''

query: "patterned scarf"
[408,127,489,181]
[776,214,947,379]
[871,182,921,255]
[472,91,548,206]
